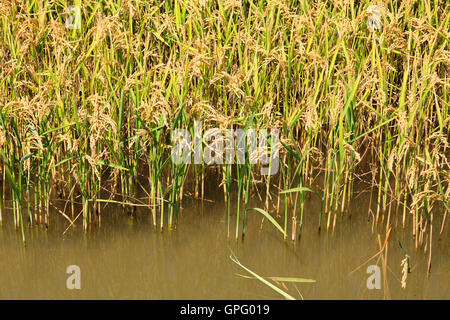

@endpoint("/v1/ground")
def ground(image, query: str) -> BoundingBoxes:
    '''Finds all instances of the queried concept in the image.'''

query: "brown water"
[0,191,449,299]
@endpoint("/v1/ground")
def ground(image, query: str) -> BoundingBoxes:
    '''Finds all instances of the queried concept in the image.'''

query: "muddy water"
[0,190,449,299]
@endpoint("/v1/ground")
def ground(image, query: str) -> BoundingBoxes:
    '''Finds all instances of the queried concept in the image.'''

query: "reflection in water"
[0,191,449,299]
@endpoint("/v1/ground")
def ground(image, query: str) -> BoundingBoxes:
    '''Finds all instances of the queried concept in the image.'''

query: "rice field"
[0,0,448,264]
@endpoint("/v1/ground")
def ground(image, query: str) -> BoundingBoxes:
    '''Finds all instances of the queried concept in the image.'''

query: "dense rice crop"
[0,0,448,249]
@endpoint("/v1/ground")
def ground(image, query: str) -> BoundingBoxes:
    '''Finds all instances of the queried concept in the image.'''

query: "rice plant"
[0,0,447,268]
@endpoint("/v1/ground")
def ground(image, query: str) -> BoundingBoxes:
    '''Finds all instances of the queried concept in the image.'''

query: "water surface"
[0,191,449,299]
